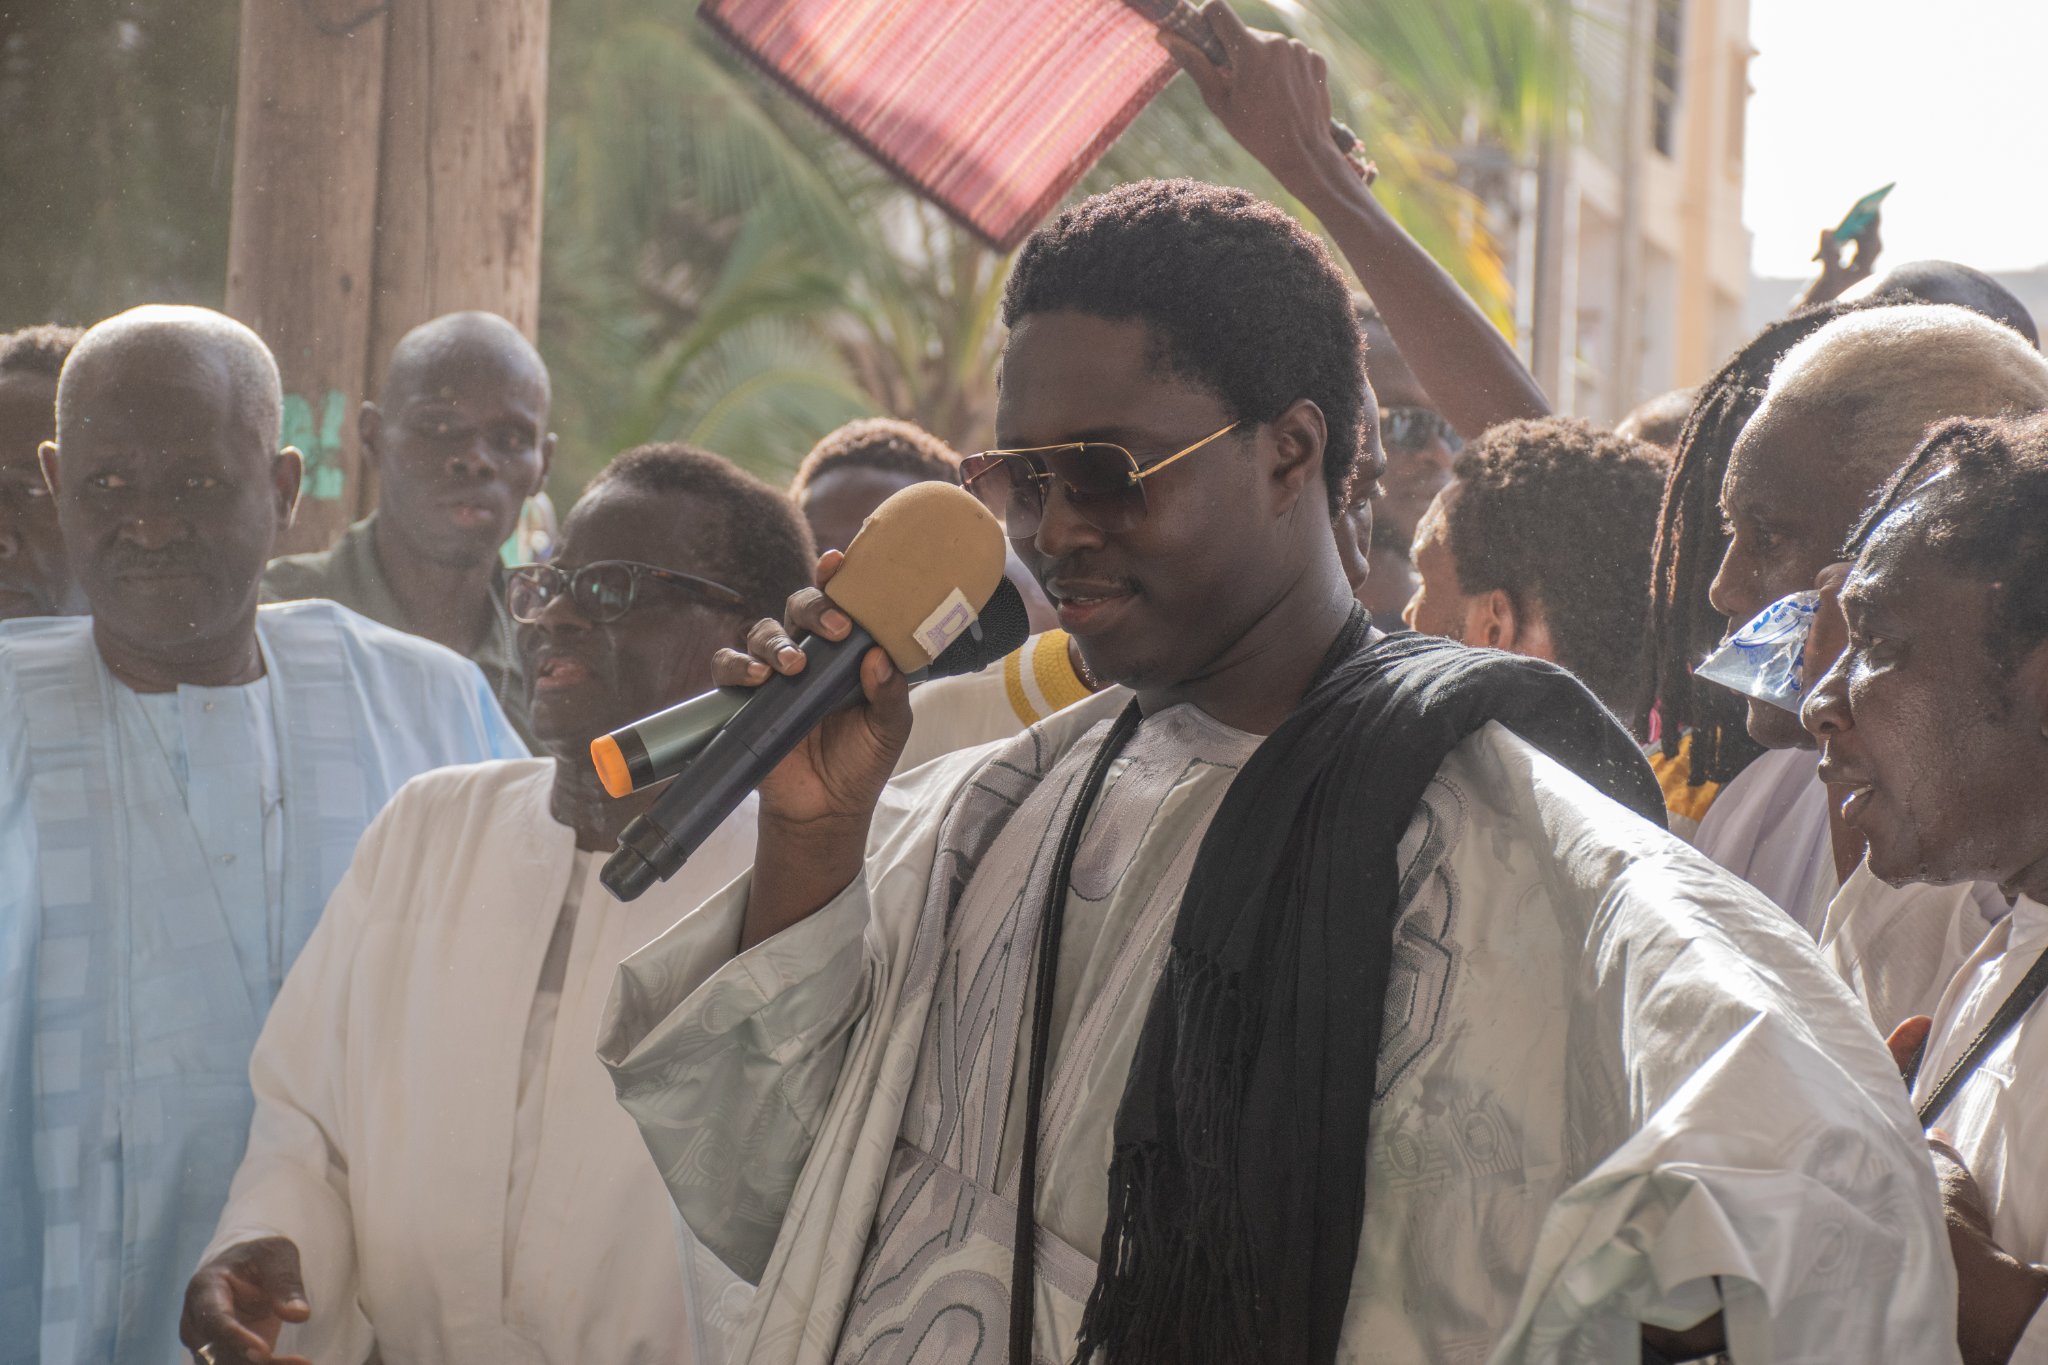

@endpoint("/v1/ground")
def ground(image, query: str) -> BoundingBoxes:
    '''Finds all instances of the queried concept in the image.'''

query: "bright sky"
[1745,0,2048,278]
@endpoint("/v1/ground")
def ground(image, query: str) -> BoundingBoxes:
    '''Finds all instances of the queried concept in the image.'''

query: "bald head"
[380,310,548,410]
[40,305,302,684]
[1842,260,2038,348]
[1712,303,2048,747]
[365,310,554,568]
[56,304,282,451]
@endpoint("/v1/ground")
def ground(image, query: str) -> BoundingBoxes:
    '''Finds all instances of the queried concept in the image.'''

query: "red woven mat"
[700,0,1177,250]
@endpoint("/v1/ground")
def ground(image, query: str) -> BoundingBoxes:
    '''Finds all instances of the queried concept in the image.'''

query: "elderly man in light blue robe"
[0,305,524,1365]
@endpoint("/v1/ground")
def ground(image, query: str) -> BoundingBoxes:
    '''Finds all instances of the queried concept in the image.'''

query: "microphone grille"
[925,576,1033,679]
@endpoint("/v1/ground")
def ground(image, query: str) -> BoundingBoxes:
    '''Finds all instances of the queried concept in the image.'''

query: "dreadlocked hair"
[1847,414,2048,670]
[1640,299,1872,785]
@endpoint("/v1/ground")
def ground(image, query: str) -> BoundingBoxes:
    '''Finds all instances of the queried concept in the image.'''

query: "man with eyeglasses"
[598,73,1949,1365]
[0,306,522,1365]
[181,444,813,1365]
[262,311,555,748]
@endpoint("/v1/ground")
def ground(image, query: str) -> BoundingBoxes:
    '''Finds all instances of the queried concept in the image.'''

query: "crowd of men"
[5,5,2048,1364]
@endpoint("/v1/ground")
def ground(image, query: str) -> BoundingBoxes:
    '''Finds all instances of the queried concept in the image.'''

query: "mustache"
[101,546,210,577]
[1032,554,1133,587]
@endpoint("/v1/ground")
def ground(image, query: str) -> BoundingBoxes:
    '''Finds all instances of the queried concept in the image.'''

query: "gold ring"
[196,1345,219,1365]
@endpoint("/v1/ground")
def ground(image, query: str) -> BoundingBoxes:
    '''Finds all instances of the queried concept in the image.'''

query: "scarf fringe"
[1075,951,1267,1364]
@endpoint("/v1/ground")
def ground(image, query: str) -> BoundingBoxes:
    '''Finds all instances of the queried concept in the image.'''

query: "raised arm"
[1162,1,1551,435]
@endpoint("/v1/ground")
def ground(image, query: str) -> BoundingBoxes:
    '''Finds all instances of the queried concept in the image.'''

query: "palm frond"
[541,0,1585,497]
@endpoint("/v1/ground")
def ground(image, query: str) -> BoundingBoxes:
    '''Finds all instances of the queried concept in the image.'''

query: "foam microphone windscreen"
[826,482,1008,672]
[925,575,1031,678]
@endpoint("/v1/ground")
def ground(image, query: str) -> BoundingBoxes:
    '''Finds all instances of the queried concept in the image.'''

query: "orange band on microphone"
[591,734,634,800]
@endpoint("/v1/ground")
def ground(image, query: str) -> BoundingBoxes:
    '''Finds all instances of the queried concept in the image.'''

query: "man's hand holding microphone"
[594,481,1025,944]
[717,548,913,950]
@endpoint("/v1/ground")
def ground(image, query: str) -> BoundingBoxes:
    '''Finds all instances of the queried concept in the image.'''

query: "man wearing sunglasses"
[602,174,1950,1365]
[182,444,813,1365]
[1353,303,1466,629]
[897,418,1389,774]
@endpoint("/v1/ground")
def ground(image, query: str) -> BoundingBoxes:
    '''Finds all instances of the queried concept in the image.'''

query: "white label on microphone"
[913,588,977,660]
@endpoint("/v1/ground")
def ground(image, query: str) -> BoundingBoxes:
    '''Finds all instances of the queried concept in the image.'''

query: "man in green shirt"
[263,311,554,745]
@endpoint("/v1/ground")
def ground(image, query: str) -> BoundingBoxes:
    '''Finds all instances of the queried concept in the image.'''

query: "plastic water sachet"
[1696,590,1819,714]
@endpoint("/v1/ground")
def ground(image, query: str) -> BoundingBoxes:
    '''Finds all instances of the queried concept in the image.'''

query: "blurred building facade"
[1514,0,1755,421]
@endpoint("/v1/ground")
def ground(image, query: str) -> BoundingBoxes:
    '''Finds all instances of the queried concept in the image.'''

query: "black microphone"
[590,576,1030,800]
[601,483,1016,902]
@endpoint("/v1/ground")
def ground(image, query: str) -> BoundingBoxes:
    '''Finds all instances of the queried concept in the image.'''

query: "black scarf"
[1059,617,1667,1364]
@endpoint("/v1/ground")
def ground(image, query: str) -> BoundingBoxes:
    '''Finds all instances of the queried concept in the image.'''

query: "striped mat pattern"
[699,0,1177,250]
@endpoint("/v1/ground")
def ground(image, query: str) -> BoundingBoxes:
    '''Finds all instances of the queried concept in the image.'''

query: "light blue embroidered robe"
[0,600,525,1365]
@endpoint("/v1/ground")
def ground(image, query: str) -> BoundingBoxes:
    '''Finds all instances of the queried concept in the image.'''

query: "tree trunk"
[227,0,550,555]
[225,0,387,553]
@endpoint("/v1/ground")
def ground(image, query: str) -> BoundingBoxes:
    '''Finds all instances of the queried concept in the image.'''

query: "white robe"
[1913,894,2048,1361]
[600,690,1956,1364]
[202,759,754,1365]
[1821,860,2003,1036]
[1691,745,1837,936]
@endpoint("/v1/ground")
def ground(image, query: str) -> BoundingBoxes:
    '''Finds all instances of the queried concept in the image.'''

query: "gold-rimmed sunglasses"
[959,420,1242,536]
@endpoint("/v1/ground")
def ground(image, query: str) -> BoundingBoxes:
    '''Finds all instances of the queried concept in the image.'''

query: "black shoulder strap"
[1008,701,1143,1365]
[1913,943,2048,1129]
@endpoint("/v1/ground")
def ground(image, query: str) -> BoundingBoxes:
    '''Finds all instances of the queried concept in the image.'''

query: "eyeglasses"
[960,420,1242,537]
[1379,406,1463,456]
[506,559,747,625]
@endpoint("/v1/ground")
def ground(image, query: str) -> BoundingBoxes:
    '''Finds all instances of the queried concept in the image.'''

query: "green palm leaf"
[541,0,1583,493]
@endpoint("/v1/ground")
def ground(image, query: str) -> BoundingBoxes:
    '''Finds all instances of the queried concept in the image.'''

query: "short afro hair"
[584,442,815,621]
[1445,417,1670,716]
[1849,412,2048,670]
[1001,178,1365,515]
[788,418,960,500]
[0,324,83,380]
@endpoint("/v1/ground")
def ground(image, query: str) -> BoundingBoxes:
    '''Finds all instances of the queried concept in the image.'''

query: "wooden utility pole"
[226,0,551,554]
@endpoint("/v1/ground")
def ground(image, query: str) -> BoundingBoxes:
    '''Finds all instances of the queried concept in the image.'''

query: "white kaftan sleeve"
[1820,860,2000,1037]
[200,814,387,1365]
[1491,856,1961,1365]
[599,870,872,1285]
[1475,731,1958,1365]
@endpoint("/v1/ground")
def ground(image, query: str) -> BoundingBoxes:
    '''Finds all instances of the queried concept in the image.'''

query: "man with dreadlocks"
[595,19,1951,1365]
[1804,413,2048,1365]
[1640,300,1866,858]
